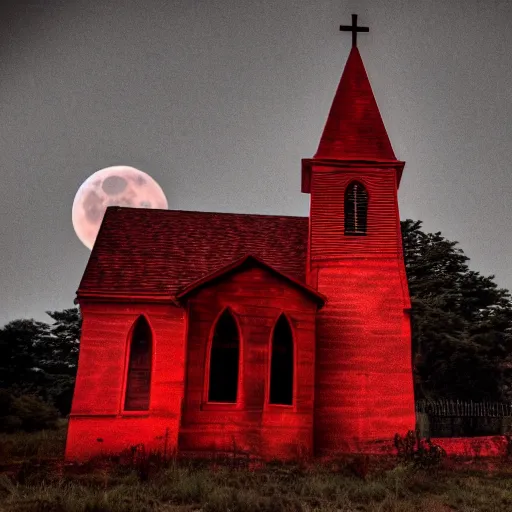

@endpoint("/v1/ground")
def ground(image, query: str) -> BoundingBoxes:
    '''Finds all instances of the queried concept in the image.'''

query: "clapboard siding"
[312,261,416,455]
[307,157,415,455]
[65,301,186,461]
[179,265,317,459]
[310,167,402,259]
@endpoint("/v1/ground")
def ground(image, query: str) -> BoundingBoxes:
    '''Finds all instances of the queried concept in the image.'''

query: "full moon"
[72,165,168,250]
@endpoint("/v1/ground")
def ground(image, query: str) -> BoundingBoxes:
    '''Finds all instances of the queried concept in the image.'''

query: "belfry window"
[269,314,294,406]
[208,309,240,403]
[344,181,368,235]
[124,316,152,411]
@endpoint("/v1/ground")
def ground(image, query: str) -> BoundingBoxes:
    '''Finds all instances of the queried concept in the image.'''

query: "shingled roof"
[77,207,309,300]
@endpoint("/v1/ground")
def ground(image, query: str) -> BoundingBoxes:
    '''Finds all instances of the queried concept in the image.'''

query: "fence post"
[416,411,430,438]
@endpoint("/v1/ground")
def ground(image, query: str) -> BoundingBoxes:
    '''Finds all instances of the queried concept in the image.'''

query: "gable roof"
[176,254,325,307]
[77,207,309,301]
[314,46,396,161]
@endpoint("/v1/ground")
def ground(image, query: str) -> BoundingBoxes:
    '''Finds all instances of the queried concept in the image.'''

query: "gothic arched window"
[124,316,152,411]
[344,181,368,235]
[269,314,294,406]
[208,309,240,403]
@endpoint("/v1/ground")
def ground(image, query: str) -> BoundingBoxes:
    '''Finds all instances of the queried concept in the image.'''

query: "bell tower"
[303,15,416,454]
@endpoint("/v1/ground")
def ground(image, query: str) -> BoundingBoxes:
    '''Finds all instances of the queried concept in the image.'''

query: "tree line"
[1,219,511,431]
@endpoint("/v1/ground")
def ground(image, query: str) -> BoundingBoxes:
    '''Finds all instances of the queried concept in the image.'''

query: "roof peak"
[313,45,397,161]
[176,254,325,306]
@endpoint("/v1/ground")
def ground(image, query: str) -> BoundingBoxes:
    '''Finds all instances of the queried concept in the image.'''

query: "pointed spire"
[314,46,396,161]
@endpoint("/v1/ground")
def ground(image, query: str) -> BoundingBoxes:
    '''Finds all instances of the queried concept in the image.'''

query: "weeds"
[347,454,370,480]
[394,429,446,469]
[1,426,512,511]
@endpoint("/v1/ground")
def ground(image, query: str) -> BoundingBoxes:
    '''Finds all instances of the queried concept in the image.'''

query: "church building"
[65,16,417,461]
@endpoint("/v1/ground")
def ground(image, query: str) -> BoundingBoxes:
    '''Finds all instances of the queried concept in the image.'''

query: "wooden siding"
[310,167,402,260]
[65,301,186,461]
[308,154,414,456]
[65,416,178,461]
[178,266,317,460]
[312,261,416,455]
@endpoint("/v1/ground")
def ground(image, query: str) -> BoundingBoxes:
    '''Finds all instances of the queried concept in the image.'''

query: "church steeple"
[304,15,416,456]
[314,45,396,161]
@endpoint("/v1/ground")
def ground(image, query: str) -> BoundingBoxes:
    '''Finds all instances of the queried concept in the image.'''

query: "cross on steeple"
[340,14,369,48]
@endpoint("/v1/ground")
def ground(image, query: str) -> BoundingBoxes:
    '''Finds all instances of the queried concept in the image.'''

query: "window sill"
[69,413,118,418]
[120,411,151,417]
[200,402,240,411]
[265,403,295,413]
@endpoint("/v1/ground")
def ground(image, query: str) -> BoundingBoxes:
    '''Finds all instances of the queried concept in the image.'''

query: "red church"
[65,17,416,461]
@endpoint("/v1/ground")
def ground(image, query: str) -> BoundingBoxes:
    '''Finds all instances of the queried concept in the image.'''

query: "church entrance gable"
[178,262,321,459]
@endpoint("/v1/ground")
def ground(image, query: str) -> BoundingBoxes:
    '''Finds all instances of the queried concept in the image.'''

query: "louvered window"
[344,181,368,235]
[124,316,152,411]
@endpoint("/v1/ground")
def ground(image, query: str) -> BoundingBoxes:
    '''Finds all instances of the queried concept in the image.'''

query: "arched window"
[124,316,152,411]
[269,314,294,405]
[208,309,240,403]
[344,181,368,235]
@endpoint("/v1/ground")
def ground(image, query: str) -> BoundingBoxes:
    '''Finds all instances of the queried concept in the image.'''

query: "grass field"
[1,422,512,511]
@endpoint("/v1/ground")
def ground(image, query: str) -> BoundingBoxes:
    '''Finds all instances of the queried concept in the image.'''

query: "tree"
[0,307,82,415]
[0,318,50,397]
[401,219,512,402]
[38,308,81,415]
[35,308,81,374]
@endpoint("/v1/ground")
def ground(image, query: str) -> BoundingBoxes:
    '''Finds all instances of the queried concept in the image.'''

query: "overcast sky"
[1,0,511,326]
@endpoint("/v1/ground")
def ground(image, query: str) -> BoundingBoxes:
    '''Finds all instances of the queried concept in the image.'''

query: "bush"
[0,390,59,432]
[394,430,446,469]
[0,389,14,416]
[0,421,67,461]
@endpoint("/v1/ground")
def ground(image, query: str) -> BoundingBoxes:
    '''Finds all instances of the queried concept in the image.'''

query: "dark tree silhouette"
[401,219,512,402]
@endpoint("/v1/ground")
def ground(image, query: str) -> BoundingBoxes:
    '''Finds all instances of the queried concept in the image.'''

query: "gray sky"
[1,0,511,327]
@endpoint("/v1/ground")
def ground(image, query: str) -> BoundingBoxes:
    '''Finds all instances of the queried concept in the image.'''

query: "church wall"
[65,301,186,461]
[178,266,318,460]
[312,259,416,456]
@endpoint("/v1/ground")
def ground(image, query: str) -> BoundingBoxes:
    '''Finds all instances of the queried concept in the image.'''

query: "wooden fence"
[415,400,512,438]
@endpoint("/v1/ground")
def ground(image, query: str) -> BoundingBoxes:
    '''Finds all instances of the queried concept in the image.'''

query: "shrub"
[348,454,370,480]
[394,430,446,469]
[0,422,67,463]
[0,389,14,416]
[0,390,59,432]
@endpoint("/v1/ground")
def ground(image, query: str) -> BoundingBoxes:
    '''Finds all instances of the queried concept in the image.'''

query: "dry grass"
[0,418,67,462]
[1,423,512,511]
